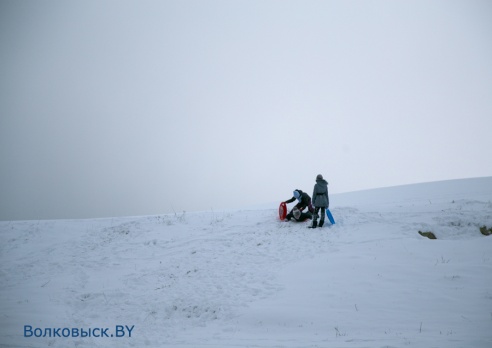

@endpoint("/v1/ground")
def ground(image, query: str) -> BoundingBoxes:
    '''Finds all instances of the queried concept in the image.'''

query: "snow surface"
[1,177,492,348]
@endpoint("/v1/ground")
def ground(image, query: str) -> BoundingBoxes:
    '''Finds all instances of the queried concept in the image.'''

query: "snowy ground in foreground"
[1,177,492,348]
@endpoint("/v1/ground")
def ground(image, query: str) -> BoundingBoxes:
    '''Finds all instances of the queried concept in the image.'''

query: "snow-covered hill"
[1,177,491,348]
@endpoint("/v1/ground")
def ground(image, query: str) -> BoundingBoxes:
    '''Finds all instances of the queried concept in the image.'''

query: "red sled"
[279,202,287,220]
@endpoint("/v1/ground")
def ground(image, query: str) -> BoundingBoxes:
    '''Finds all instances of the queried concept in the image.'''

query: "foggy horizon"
[1,0,491,221]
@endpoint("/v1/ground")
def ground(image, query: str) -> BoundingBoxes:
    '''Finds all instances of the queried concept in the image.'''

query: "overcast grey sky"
[1,0,491,221]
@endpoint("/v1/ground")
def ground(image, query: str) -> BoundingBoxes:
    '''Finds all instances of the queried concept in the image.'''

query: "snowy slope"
[1,177,491,348]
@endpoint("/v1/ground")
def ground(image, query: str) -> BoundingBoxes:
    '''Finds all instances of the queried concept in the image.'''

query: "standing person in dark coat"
[311,174,329,228]
[283,189,314,221]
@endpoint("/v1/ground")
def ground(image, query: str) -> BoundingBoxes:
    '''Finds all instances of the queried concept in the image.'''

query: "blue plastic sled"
[326,209,335,224]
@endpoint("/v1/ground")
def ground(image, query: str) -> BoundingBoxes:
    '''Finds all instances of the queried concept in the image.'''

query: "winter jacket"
[312,179,329,208]
[286,210,312,222]
[285,189,312,211]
